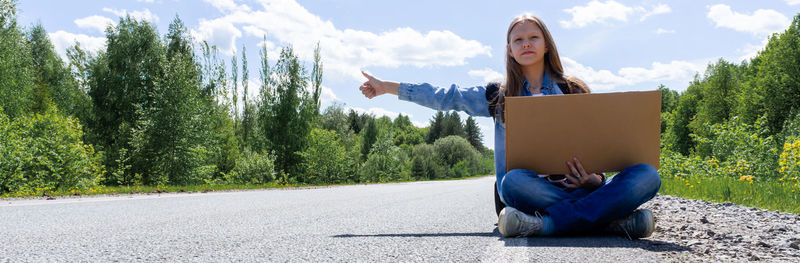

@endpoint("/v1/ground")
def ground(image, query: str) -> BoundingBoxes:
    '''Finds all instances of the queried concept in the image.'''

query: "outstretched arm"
[358,70,492,117]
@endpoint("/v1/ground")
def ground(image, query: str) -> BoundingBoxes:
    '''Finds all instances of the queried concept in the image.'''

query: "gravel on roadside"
[640,194,800,262]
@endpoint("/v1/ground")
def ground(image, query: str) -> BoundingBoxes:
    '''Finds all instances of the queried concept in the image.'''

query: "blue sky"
[17,0,800,149]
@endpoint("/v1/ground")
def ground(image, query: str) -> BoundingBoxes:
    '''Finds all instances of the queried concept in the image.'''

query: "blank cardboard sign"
[505,90,661,174]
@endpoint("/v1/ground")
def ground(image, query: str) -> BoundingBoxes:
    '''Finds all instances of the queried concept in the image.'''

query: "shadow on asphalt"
[332,233,497,238]
[509,236,691,252]
[333,228,690,253]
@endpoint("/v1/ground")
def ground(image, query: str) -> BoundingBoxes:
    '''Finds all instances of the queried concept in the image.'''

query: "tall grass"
[659,174,800,214]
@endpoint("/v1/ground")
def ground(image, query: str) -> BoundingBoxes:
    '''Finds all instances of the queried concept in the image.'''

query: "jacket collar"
[522,72,562,96]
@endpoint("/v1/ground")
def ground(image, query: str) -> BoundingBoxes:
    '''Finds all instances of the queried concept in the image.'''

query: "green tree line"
[0,1,492,196]
[659,14,800,183]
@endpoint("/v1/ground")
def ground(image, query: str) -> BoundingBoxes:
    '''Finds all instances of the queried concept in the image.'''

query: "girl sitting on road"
[358,14,661,239]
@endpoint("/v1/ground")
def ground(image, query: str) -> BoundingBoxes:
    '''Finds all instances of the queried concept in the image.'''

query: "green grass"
[0,174,492,199]
[659,174,800,214]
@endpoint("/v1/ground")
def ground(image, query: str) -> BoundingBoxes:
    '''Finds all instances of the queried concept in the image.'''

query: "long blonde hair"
[492,14,590,121]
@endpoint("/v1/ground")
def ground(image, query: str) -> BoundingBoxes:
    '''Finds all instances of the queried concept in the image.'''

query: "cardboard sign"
[505,90,661,174]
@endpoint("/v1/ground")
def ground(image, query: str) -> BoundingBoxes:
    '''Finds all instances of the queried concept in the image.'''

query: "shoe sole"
[497,207,516,237]
[634,209,655,238]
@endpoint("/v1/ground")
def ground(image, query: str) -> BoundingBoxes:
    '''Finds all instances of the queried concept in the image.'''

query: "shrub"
[690,116,779,178]
[299,128,356,184]
[226,149,275,184]
[779,111,800,143]
[359,132,402,182]
[479,149,495,175]
[0,109,104,195]
[433,135,480,177]
[410,143,444,179]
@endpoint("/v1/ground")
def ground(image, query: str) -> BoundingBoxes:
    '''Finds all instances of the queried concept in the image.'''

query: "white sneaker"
[497,207,543,237]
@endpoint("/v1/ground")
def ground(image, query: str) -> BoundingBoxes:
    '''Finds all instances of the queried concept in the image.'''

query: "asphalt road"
[1,176,672,262]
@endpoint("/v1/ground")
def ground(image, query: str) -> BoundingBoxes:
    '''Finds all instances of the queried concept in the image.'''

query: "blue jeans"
[499,164,661,235]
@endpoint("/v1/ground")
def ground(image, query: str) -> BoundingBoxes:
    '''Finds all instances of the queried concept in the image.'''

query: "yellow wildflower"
[738,175,753,181]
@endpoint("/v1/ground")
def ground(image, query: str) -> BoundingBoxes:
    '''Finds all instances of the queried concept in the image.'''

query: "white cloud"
[74,15,115,34]
[242,25,266,37]
[102,7,159,23]
[560,1,671,28]
[319,85,339,105]
[411,120,428,128]
[560,0,634,28]
[137,0,156,3]
[738,38,770,62]
[640,4,671,21]
[655,28,675,34]
[468,68,504,83]
[707,4,790,36]
[190,19,242,55]
[562,57,706,91]
[204,0,251,12]
[787,0,800,6]
[48,31,106,61]
[202,0,491,81]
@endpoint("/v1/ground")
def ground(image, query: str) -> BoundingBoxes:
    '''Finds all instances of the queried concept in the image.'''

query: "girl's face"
[507,21,547,67]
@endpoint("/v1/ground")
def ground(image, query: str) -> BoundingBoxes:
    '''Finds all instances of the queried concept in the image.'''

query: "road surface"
[1,176,673,262]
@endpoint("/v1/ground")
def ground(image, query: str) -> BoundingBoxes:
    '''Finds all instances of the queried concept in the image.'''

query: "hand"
[562,157,603,189]
[359,71,388,99]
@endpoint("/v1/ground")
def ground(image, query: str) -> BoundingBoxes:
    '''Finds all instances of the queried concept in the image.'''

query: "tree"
[658,84,680,134]
[197,40,238,178]
[138,16,207,185]
[88,16,165,184]
[0,0,32,119]
[347,109,363,134]
[28,24,92,121]
[658,84,679,113]
[254,36,272,153]
[426,111,445,143]
[691,59,739,132]
[360,117,378,160]
[755,15,800,133]
[66,42,91,93]
[257,46,317,181]
[464,116,484,152]
[320,103,350,136]
[309,42,323,116]
[442,111,464,138]
[664,77,702,155]
[230,50,239,133]
[241,44,253,148]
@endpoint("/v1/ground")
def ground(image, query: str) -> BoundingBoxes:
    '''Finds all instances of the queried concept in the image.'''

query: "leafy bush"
[359,132,402,182]
[779,111,800,143]
[690,116,779,178]
[479,149,495,175]
[226,149,275,184]
[433,135,480,177]
[0,109,104,195]
[299,128,356,184]
[410,143,444,179]
[451,160,472,178]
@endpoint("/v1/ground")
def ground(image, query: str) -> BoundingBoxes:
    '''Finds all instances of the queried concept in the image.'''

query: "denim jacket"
[398,73,563,200]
